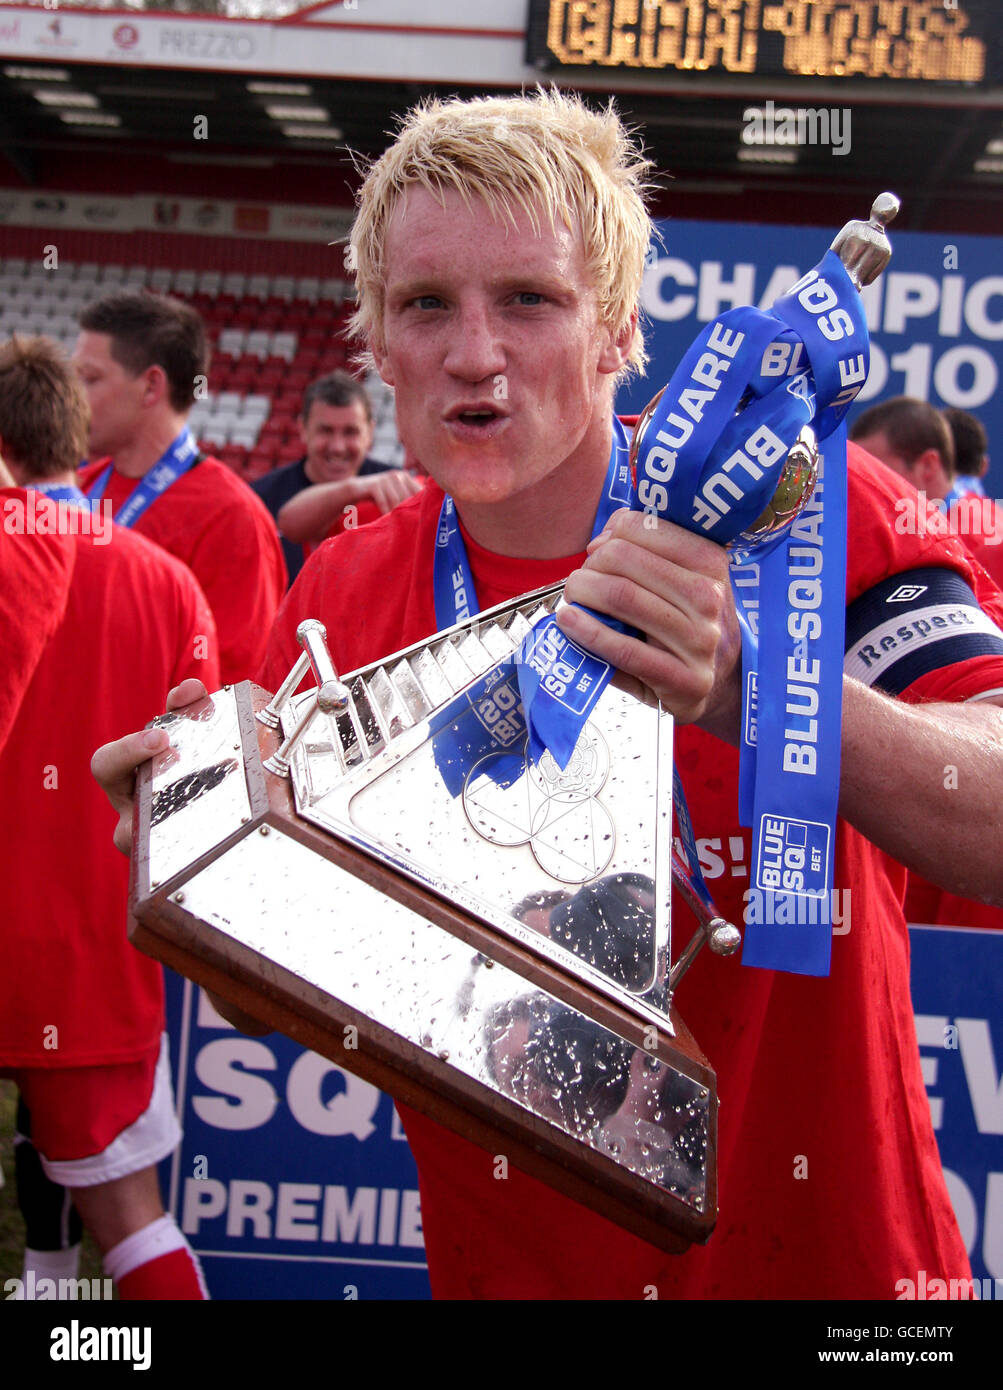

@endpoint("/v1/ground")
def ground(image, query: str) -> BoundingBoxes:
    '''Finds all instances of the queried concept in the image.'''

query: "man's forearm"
[278,480,359,542]
[838,677,1003,905]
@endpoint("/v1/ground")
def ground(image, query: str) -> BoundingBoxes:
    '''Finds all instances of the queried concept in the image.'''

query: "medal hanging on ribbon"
[629,250,868,977]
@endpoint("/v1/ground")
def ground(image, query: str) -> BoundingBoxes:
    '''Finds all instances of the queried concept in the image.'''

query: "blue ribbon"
[432,422,635,771]
[85,428,200,528]
[632,250,867,976]
[740,429,848,975]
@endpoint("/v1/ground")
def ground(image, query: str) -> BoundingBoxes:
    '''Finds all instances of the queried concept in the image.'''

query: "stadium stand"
[0,256,402,481]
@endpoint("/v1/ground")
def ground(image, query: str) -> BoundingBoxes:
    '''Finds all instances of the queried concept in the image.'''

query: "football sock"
[103,1214,209,1300]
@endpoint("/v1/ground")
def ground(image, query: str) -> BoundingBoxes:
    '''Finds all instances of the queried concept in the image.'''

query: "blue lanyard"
[428,417,723,936]
[432,419,633,632]
[29,483,91,508]
[85,428,199,528]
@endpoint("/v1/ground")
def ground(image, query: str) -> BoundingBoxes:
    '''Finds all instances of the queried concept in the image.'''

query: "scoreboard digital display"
[526,1,998,84]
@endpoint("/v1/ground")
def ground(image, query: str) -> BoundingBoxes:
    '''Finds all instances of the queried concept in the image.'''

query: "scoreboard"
[526,1,999,85]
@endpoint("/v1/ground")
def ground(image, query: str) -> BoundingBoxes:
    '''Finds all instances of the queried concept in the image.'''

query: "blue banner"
[909,925,1003,1295]
[159,972,431,1300]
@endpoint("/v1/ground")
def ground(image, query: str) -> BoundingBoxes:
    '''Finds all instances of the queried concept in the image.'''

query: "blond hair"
[349,88,654,378]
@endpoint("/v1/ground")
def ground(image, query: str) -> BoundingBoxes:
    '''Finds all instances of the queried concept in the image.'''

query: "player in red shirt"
[74,291,286,684]
[0,469,75,754]
[851,397,1003,934]
[851,395,1003,591]
[93,91,1003,1299]
[0,337,217,1299]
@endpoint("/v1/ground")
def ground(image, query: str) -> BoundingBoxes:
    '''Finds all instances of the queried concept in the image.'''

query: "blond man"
[95,91,1003,1299]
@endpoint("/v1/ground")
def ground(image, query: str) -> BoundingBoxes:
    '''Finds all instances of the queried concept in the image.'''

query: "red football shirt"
[0,498,76,754]
[80,455,286,685]
[948,494,1003,592]
[0,506,221,1066]
[258,448,1003,1299]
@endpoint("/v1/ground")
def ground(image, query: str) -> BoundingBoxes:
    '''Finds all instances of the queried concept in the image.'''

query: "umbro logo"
[886,584,927,603]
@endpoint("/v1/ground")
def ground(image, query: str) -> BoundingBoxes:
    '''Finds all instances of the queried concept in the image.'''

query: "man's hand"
[277,470,421,542]
[91,677,208,854]
[355,470,422,514]
[556,509,742,738]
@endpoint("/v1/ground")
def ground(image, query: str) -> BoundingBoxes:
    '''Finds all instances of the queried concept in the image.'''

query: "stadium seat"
[245,330,272,360]
[217,327,247,357]
[229,425,261,450]
[271,331,298,361]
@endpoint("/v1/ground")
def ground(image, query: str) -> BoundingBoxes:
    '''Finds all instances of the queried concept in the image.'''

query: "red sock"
[104,1215,209,1300]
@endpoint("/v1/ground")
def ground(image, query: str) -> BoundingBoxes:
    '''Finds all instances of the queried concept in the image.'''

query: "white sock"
[102,1214,186,1282]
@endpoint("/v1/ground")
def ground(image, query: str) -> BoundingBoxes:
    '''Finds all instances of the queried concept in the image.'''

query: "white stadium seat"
[245,330,271,359]
[217,328,246,356]
[270,331,297,361]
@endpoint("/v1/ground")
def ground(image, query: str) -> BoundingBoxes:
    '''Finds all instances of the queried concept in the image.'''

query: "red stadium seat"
[243,454,275,482]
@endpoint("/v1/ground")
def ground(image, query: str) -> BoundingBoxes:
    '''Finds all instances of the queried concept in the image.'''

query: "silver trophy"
[131,195,898,1254]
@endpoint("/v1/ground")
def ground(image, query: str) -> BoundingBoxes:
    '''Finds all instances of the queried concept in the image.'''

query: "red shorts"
[2,1035,181,1186]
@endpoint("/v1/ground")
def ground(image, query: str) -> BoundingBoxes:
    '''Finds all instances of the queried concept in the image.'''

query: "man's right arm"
[278,471,420,542]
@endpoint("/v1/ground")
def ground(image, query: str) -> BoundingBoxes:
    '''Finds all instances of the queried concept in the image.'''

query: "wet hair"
[349,87,655,380]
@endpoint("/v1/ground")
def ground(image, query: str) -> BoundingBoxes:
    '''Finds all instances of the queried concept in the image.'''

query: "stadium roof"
[0,2,999,230]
